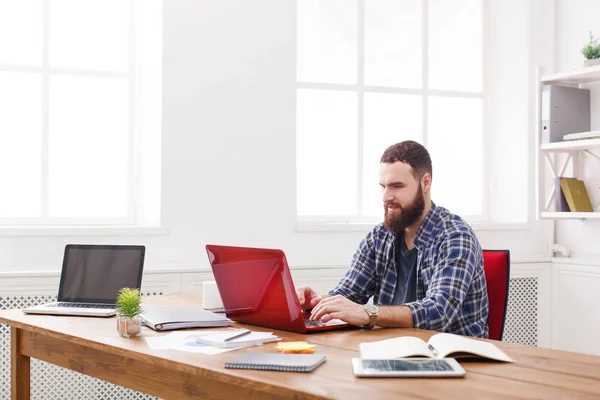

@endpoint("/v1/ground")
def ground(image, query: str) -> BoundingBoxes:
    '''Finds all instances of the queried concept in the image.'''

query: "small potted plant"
[581,31,600,67]
[116,287,143,338]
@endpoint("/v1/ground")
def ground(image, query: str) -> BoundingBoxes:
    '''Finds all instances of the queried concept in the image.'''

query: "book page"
[428,333,512,362]
[359,336,435,359]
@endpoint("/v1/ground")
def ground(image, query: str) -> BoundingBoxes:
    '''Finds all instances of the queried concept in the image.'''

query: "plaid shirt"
[330,202,489,338]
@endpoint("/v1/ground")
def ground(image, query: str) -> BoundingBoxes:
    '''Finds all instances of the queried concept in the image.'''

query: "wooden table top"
[2,293,600,399]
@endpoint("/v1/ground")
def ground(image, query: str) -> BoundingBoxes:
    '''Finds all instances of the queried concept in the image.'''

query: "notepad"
[274,341,316,354]
[224,353,326,372]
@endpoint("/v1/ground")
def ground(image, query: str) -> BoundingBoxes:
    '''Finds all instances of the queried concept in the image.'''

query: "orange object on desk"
[274,341,316,354]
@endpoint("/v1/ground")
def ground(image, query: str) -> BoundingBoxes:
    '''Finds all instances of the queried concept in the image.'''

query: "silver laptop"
[23,244,145,317]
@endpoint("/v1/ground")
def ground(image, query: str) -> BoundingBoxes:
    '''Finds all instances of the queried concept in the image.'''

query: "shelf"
[541,138,600,152]
[541,65,600,86]
[541,212,600,219]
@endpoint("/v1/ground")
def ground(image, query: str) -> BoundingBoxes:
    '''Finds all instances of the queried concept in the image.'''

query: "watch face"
[365,304,378,315]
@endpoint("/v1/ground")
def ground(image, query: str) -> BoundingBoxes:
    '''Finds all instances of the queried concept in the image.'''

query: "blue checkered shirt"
[330,202,489,338]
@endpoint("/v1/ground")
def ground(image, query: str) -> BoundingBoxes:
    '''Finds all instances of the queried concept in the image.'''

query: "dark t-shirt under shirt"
[391,236,418,305]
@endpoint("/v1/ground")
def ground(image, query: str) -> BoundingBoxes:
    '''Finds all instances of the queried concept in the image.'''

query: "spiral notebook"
[224,353,326,372]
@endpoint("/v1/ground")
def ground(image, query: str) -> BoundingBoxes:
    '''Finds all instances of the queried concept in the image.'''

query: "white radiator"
[503,277,539,346]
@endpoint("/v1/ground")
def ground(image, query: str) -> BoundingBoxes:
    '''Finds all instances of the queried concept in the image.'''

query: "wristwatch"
[363,304,379,329]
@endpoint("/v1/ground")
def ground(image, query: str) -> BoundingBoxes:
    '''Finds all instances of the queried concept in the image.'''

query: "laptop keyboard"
[304,317,324,327]
[54,302,115,309]
[304,317,347,327]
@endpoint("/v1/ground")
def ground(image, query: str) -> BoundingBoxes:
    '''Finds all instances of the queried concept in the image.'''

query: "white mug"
[202,280,224,310]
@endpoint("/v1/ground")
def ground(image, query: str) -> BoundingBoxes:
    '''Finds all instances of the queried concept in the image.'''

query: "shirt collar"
[413,201,441,249]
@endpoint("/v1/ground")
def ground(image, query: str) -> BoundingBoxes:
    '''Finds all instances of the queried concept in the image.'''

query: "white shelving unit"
[540,138,600,152]
[540,211,599,219]
[536,67,600,220]
[541,64,600,86]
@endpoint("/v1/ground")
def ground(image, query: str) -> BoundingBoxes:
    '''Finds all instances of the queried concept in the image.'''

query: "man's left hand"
[309,295,369,326]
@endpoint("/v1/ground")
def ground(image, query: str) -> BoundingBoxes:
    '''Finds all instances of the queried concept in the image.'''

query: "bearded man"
[297,140,489,338]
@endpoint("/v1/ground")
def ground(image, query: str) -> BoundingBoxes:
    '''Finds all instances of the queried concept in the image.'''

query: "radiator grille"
[503,277,538,346]
[1,293,161,400]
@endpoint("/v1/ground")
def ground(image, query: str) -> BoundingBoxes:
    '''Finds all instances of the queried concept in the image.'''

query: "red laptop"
[205,244,349,333]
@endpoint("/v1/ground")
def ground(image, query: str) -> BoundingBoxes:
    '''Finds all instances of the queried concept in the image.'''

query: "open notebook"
[360,333,512,362]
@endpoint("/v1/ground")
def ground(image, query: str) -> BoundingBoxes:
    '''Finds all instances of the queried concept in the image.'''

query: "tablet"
[352,358,466,378]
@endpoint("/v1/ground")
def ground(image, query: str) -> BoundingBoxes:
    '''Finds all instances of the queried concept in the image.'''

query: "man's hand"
[309,295,370,326]
[296,286,324,310]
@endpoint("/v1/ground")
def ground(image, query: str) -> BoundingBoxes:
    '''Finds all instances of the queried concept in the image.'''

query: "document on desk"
[195,330,279,348]
[145,330,246,355]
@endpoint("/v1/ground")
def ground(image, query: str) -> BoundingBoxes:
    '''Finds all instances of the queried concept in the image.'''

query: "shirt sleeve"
[328,229,378,305]
[404,231,480,331]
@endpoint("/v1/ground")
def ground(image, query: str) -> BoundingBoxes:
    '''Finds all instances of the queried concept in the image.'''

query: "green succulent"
[116,287,142,318]
[581,31,600,59]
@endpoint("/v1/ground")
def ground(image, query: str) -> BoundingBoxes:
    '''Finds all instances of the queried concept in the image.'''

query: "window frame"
[296,0,490,226]
[0,0,141,226]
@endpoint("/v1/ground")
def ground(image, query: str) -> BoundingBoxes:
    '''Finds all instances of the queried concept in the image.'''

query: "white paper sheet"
[145,330,244,354]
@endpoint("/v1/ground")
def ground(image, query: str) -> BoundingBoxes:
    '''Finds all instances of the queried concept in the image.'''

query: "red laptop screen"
[206,245,308,332]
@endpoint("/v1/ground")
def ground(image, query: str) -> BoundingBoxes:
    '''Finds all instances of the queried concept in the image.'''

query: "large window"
[297,0,485,223]
[0,0,162,226]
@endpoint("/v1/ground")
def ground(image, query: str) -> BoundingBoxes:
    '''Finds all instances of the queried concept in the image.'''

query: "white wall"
[487,0,530,224]
[554,0,600,258]
[0,0,552,276]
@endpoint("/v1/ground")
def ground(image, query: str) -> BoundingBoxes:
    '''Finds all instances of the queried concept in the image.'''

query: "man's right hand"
[296,286,324,310]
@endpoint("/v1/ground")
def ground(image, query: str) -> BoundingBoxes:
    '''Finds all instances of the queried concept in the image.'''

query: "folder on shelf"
[559,178,594,212]
[554,177,572,212]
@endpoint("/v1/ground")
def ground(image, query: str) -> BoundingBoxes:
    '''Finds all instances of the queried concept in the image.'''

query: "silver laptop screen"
[58,245,145,304]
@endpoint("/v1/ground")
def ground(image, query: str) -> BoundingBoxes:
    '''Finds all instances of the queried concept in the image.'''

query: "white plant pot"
[584,58,600,67]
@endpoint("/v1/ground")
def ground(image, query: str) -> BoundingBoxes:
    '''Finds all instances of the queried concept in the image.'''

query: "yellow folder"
[559,178,594,212]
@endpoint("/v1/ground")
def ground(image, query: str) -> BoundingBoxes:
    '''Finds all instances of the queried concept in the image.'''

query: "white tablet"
[352,358,466,378]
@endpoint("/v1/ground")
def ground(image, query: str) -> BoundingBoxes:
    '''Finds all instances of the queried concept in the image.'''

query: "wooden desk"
[2,293,600,400]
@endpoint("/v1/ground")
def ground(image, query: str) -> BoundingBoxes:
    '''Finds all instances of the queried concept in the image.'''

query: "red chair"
[482,250,510,341]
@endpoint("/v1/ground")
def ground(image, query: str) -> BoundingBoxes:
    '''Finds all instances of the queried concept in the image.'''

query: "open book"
[359,333,512,362]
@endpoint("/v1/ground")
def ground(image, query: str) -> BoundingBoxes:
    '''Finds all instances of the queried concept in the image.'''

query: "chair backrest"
[482,250,510,341]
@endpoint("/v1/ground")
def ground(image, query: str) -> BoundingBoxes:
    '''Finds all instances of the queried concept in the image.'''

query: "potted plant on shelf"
[581,31,600,67]
[116,287,143,338]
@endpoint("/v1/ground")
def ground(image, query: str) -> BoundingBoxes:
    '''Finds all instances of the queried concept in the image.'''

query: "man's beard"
[383,185,425,234]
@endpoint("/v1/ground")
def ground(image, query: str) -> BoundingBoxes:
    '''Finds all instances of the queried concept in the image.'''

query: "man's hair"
[380,140,432,180]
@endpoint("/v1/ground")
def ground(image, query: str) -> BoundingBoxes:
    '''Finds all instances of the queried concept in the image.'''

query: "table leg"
[11,327,30,400]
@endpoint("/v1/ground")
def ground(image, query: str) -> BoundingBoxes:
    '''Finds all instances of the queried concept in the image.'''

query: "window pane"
[0,0,43,66]
[429,0,482,92]
[428,97,482,216]
[50,0,129,71]
[297,89,357,216]
[297,0,357,84]
[0,72,42,217]
[365,0,421,88]
[49,75,129,217]
[362,93,422,216]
